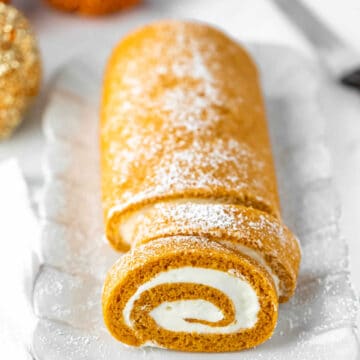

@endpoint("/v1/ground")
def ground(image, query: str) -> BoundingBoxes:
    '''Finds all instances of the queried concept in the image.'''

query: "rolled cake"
[101,21,301,352]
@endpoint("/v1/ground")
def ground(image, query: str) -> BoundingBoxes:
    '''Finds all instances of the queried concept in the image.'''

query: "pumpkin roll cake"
[101,21,301,352]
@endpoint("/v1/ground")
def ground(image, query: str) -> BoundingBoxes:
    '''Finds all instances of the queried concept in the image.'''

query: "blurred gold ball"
[0,3,41,139]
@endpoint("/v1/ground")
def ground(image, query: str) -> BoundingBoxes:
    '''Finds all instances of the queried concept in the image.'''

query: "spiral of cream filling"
[123,266,260,333]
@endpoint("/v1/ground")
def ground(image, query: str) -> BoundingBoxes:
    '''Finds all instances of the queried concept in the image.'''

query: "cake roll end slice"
[102,236,278,352]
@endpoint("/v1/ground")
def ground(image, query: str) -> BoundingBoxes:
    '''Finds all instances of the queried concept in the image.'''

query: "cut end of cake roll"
[102,236,278,352]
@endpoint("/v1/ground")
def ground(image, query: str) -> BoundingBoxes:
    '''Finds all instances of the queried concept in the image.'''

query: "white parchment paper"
[33,44,359,360]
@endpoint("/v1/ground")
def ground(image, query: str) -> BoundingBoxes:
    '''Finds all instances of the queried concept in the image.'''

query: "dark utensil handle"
[341,68,360,91]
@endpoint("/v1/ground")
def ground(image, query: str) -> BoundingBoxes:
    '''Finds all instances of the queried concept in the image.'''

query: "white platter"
[32,44,359,359]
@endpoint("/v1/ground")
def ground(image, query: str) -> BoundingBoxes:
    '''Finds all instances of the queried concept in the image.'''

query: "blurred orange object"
[47,0,140,15]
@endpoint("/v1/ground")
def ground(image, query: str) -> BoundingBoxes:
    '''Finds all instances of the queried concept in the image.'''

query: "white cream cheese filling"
[220,241,281,296]
[123,267,260,333]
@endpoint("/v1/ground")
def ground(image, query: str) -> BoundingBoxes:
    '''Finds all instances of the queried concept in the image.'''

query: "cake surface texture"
[101,21,301,352]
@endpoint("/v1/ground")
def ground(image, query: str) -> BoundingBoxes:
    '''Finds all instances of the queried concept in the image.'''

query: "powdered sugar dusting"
[36,24,359,359]
[119,200,299,297]
[101,21,279,218]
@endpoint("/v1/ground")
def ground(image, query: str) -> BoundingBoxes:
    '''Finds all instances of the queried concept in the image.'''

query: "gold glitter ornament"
[0,3,41,139]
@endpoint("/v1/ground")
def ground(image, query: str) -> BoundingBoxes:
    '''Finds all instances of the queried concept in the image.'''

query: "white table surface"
[1,0,360,325]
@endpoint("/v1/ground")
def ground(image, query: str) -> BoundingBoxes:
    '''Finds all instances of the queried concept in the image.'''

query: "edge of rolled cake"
[106,201,300,302]
[102,236,278,352]
[105,191,281,253]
